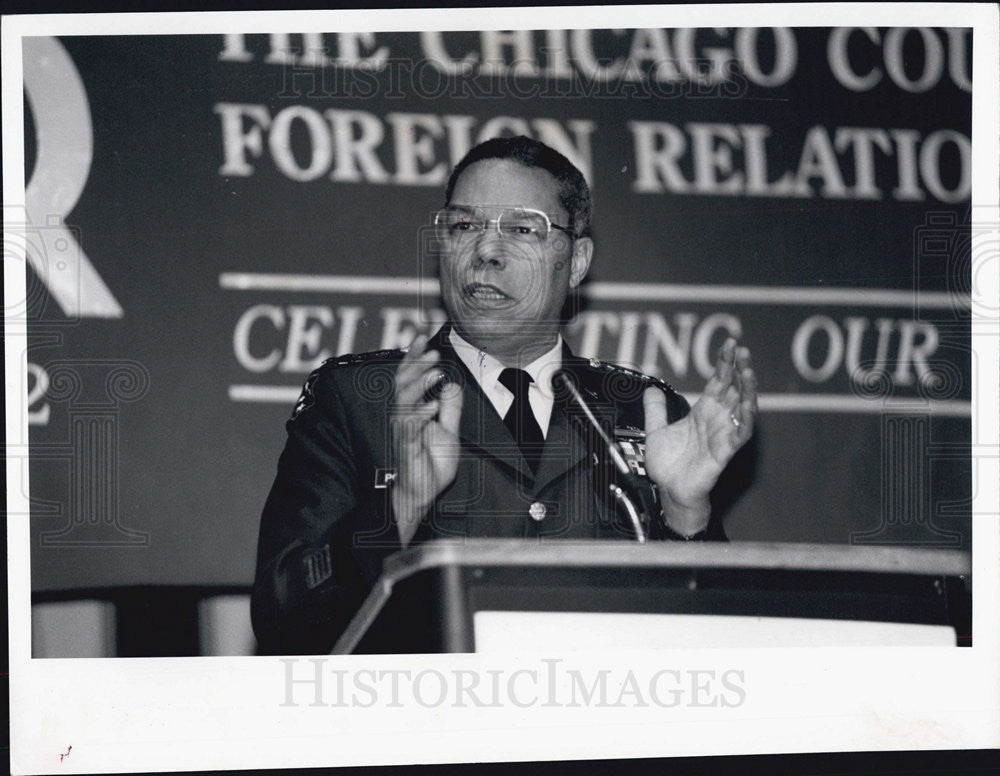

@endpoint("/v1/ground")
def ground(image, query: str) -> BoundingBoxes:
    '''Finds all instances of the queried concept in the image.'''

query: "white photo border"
[5,4,999,773]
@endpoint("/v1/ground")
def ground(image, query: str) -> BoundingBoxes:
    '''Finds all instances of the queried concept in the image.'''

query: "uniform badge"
[303,546,333,590]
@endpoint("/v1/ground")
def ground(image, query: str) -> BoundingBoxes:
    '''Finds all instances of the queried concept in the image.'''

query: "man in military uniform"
[252,136,757,655]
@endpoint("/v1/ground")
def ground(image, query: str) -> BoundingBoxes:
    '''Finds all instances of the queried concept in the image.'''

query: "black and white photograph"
[5,4,999,773]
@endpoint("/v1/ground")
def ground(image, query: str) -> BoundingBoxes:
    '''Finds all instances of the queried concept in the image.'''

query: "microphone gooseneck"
[554,370,647,543]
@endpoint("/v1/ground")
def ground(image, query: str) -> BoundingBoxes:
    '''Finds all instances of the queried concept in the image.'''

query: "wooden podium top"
[381,539,971,578]
[333,540,970,653]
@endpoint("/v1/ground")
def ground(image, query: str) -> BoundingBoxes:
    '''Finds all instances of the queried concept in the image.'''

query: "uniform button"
[528,502,547,522]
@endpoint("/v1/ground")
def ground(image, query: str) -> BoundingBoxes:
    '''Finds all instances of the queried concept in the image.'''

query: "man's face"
[437,159,593,363]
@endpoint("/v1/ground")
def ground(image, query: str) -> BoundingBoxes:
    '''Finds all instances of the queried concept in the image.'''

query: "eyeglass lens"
[436,208,551,240]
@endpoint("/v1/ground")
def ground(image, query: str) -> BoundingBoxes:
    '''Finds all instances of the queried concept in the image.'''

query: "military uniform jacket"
[251,326,726,654]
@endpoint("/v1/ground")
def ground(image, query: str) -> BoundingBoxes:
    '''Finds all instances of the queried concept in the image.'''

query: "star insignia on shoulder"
[581,357,678,394]
[290,371,320,420]
[334,347,405,367]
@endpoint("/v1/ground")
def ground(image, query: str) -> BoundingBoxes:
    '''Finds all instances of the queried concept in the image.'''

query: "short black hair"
[444,136,592,239]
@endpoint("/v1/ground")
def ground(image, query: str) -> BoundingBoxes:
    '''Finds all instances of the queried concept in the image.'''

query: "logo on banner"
[20,36,122,319]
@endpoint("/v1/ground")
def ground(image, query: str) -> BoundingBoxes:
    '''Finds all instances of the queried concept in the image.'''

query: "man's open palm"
[643,337,757,511]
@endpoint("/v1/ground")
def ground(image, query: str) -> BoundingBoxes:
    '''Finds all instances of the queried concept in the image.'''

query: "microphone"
[553,370,648,543]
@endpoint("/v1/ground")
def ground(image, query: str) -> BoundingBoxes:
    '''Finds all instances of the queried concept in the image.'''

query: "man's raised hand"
[389,335,463,546]
[642,337,757,537]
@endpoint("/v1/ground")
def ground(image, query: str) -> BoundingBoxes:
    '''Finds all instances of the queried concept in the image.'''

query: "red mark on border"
[59,745,72,762]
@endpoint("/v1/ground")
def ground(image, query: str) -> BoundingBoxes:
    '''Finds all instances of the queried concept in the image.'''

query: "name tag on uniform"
[374,468,397,488]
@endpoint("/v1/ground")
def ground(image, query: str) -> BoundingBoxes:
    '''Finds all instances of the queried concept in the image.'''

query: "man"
[252,136,757,654]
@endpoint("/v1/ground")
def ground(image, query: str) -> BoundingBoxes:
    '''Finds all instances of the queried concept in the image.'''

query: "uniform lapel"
[431,329,617,487]
[531,401,587,492]
[431,327,526,476]
[532,345,613,493]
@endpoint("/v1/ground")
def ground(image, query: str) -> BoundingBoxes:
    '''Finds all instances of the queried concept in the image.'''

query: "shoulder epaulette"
[328,348,407,367]
[582,357,678,395]
[290,348,406,420]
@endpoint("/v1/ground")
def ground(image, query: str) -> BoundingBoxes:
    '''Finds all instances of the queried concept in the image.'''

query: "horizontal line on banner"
[747,394,969,416]
[585,283,970,309]
[220,274,436,295]
[230,385,303,402]
[229,385,971,416]
[219,273,970,309]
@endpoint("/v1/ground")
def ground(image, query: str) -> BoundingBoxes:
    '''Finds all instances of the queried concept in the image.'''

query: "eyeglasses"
[434,207,574,243]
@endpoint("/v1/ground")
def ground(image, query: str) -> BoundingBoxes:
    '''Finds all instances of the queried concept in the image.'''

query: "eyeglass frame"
[433,205,576,242]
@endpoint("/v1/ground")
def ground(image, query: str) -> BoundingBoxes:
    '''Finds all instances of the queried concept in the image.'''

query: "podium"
[331,540,971,654]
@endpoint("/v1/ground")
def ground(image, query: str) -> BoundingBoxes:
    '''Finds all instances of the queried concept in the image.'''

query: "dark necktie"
[498,368,545,474]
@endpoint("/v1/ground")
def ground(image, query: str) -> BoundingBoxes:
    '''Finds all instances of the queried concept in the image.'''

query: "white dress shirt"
[448,329,562,438]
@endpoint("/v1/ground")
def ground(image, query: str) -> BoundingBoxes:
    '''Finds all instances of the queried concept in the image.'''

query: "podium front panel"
[335,541,970,654]
[472,612,957,650]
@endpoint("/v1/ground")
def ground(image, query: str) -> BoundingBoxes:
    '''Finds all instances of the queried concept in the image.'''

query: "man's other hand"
[643,337,758,537]
[389,335,464,546]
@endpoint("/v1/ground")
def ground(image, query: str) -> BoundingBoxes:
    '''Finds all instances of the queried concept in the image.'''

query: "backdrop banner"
[23,29,971,590]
